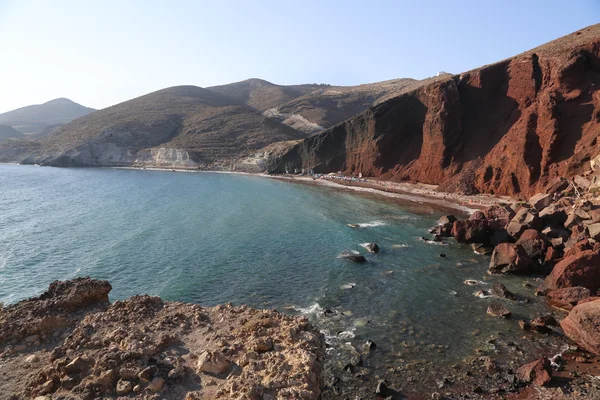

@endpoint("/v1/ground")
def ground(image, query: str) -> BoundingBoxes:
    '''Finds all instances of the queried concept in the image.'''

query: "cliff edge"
[269,24,600,198]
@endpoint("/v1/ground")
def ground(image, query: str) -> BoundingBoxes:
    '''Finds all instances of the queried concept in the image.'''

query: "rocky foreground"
[0,278,325,400]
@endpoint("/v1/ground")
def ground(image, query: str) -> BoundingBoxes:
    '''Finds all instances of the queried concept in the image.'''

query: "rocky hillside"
[269,24,600,198]
[0,124,24,143]
[0,86,305,169]
[0,98,95,136]
[209,78,431,134]
[0,278,325,399]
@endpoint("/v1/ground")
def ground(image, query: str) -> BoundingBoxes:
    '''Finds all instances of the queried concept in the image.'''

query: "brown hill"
[269,24,600,198]
[0,98,95,136]
[0,124,24,143]
[0,86,304,169]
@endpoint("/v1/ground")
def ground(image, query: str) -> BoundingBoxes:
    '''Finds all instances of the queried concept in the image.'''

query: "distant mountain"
[0,86,304,170]
[207,78,439,134]
[0,125,24,143]
[0,98,95,136]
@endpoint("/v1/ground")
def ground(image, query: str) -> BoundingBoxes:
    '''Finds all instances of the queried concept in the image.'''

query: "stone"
[148,376,165,393]
[591,154,600,171]
[490,282,516,300]
[587,223,600,241]
[253,337,273,352]
[529,193,553,211]
[487,301,511,318]
[506,208,541,238]
[575,175,592,190]
[64,356,90,375]
[471,243,494,255]
[484,205,516,228]
[515,229,548,259]
[39,380,56,395]
[542,226,570,239]
[540,247,600,292]
[339,251,366,263]
[438,215,457,225]
[469,211,487,221]
[561,300,600,355]
[138,365,158,382]
[361,243,380,253]
[60,375,78,390]
[197,350,231,375]
[13,344,26,352]
[489,243,532,274]
[116,379,133,395]
[365,339,376,351]
[547,287,591,311]
[519,320,532,330]
[451,219,490,244]
[546,177,570,195]
[516,358,552,386]
[564,214,583,230]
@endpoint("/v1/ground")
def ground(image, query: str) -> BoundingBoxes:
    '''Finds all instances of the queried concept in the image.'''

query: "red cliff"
[270,25,600,198]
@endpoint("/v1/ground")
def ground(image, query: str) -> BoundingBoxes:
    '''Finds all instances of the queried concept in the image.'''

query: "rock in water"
[516,358,553,386]
[375,380,388,396]
[487,301,511,318]
[471,243,494,255]
[339,251,367,263]
[489,243,532,274]
[360,243,380,253]
[490,282,516,300]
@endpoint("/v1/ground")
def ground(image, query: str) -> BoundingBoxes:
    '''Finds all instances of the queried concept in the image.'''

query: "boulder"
[516,358,552,386]
[546,177,570,195]
[489,243,533,274]
[484,205,516,229]
[339,251,367,263]
[575,175,592,190]
[430,223,453,237]
[539,204,568,228]
[469,211,487,221]
[591,153,600,171]
[570,224,589,243]
[487,301,511,318]
[438,215,457,225]
[540,246,600,292]
[360,243,380,254]
[574,208,591,220]
[561,300,600,355]
[587,223,600,241]
[547,287,592,311]
[585,209,600,224]
[197,351,231,375]
[506,208,541,238]
[471,243,494,255]
[529,193,553,211]
[544,246,563,265]
[515,229,548,260]
[490,282,516,300]
[451,219,490,244]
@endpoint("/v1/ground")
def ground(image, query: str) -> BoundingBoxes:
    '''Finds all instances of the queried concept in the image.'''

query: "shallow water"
[0,165,559,387]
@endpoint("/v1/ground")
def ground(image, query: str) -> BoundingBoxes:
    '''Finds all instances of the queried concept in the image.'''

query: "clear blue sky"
[0,0,598,113]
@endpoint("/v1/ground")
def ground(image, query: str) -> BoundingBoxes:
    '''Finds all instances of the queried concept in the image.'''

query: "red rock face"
[273,25,600,198]
[540,247,600,292]
[561,299,600,355]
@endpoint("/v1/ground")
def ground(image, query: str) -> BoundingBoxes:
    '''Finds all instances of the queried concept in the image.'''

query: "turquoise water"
[0,164,557,376]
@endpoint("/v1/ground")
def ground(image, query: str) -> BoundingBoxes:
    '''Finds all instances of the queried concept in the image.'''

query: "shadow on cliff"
[457,61,522,163]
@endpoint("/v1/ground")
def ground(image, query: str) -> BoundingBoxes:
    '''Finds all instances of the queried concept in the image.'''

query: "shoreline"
[0,162,510,214]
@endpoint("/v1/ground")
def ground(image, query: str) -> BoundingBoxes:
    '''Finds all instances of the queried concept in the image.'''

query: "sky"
[0,0,598,113]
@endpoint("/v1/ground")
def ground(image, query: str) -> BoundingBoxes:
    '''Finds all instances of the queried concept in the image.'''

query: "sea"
[0,164,563,394]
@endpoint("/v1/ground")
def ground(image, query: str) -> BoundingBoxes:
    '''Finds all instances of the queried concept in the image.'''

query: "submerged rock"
[360,243,380,253]
[490,282,516,300]
[487,301,511,318]
[339,251,367,263]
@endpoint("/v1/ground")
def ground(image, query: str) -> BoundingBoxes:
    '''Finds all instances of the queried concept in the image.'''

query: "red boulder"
[540,247,600,293]
[516,358,552,386]
[546,287,591,311]
[561,300,600,355]
[489,243,532,274]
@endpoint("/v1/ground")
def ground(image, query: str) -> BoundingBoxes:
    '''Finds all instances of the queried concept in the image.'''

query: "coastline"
[0,163,509,214]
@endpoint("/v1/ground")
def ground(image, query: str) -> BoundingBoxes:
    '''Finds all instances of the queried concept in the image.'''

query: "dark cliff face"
[271,25,600,198]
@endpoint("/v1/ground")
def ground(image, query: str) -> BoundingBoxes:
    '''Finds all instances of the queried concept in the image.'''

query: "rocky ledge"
[0,278,325,400]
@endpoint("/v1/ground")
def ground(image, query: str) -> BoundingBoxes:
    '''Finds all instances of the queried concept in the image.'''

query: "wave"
[295,303,323,315]
[347,220,387,228]
[463,279,487,286]
[391,244,410,249]
[340,283,356,290]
